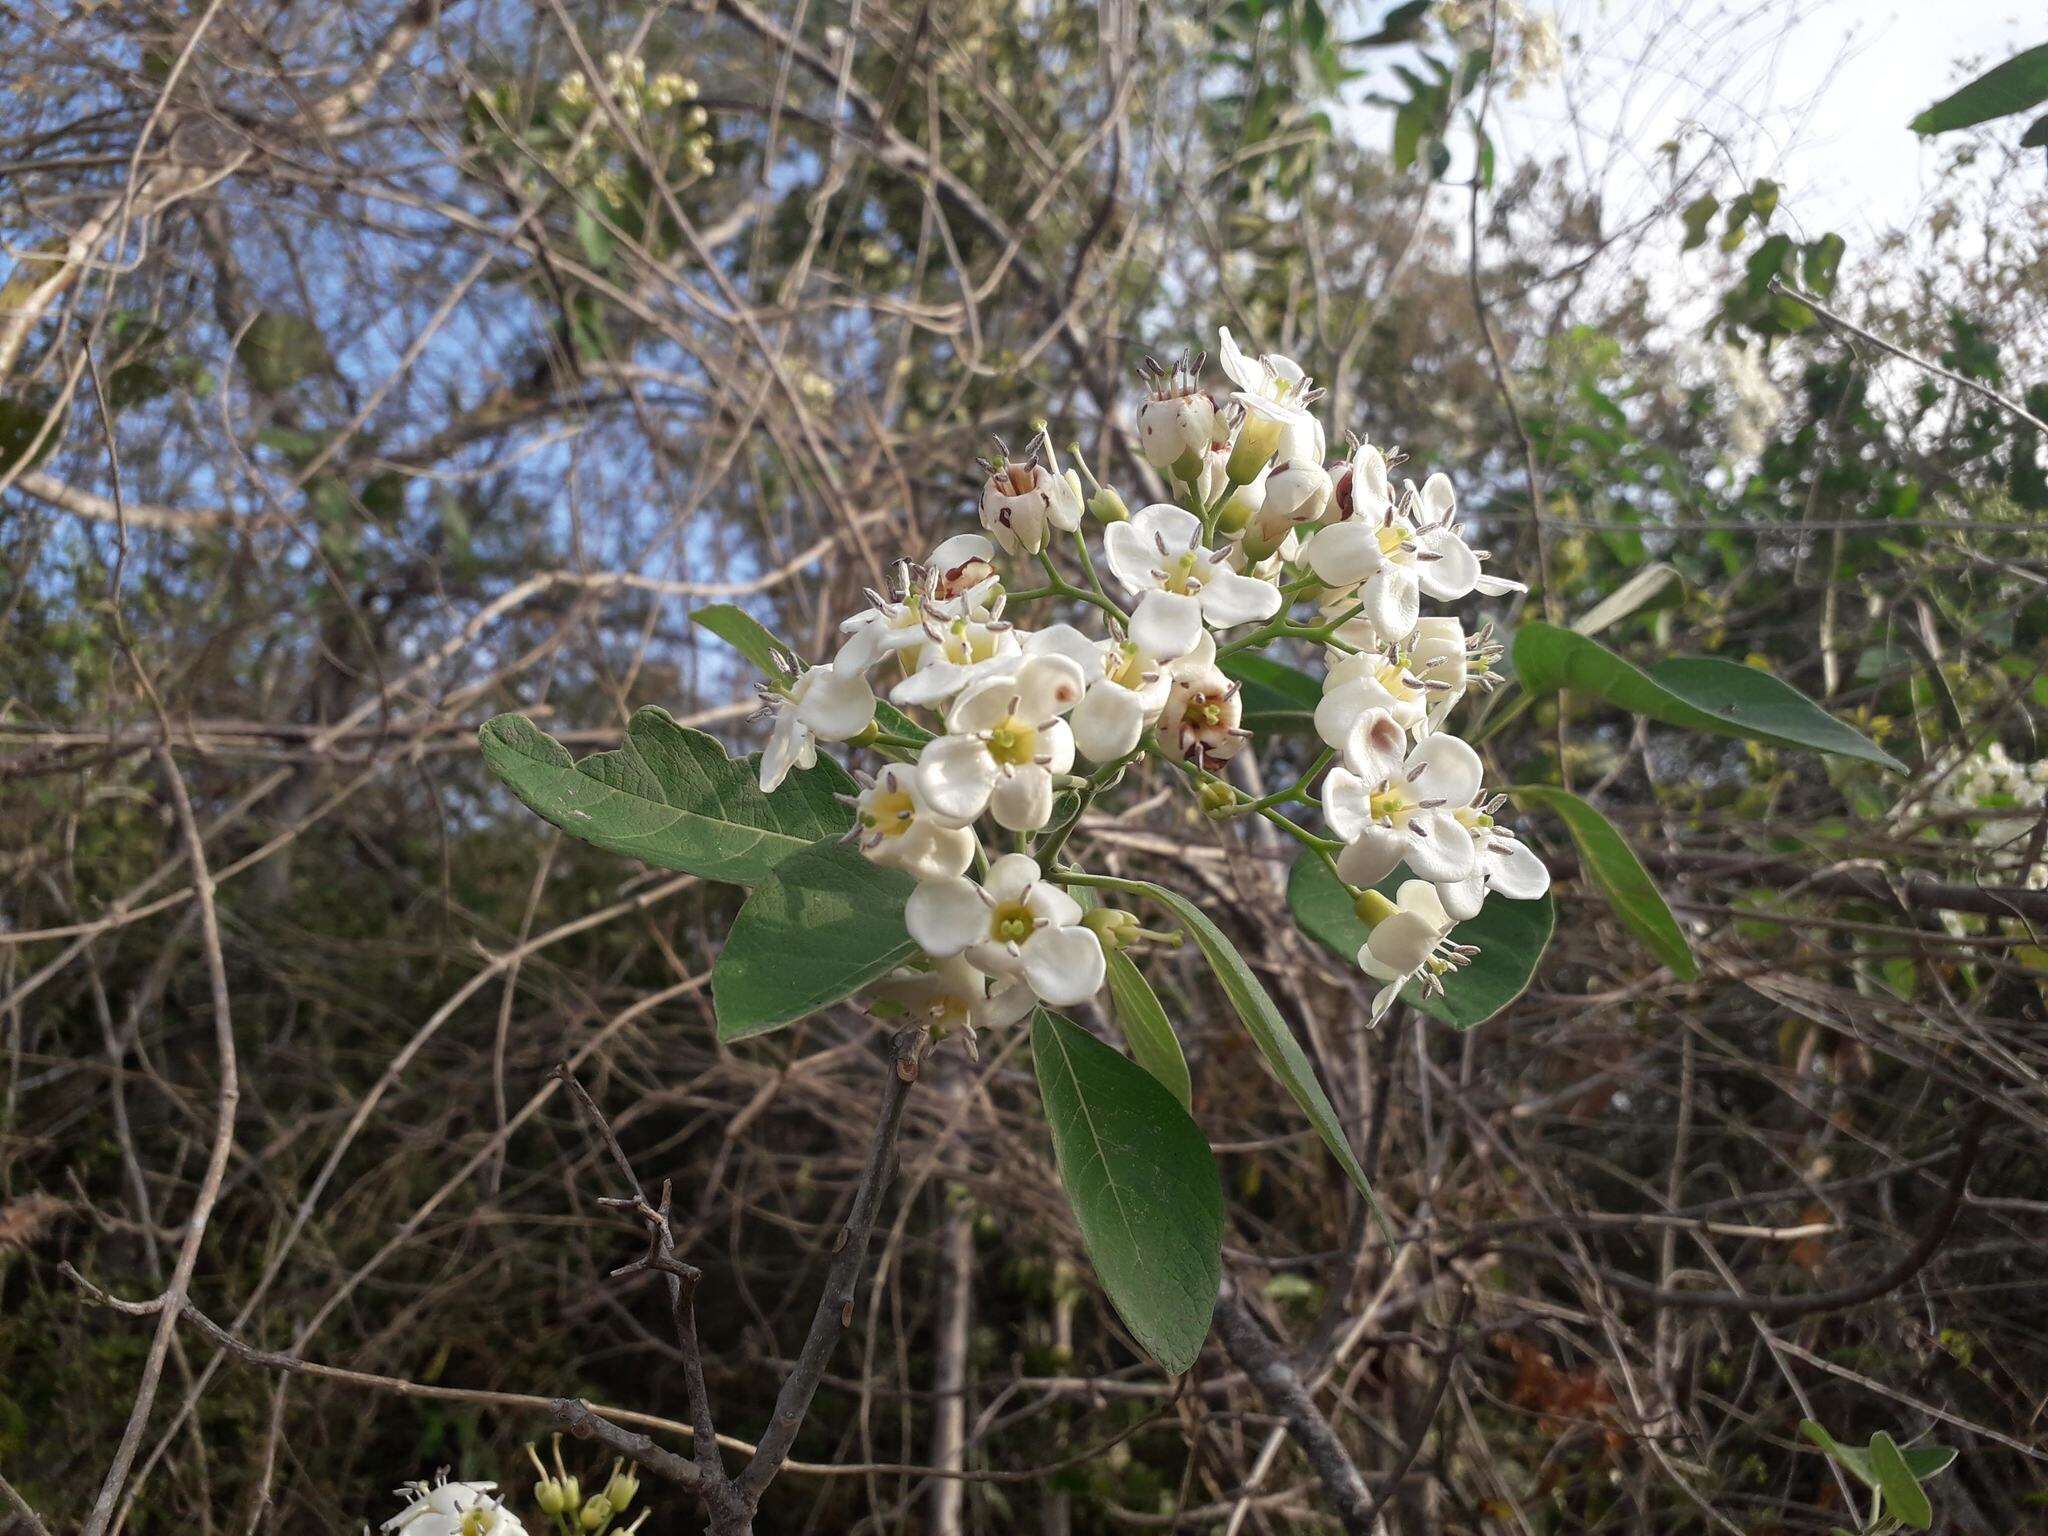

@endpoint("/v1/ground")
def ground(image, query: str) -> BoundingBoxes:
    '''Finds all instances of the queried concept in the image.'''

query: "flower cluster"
[1923,741,2048,890]
[754,330,1552,1036]
[379,1443,649,1536]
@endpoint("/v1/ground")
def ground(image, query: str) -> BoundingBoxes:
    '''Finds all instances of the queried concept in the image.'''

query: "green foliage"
[1509,785,1696,979]
[1909,42,2048,136]
[1800,1420,1956,1531]
[1512,622,1906,771]
[479,709,855,883]
[690,603,796,678]
[1069,874,1375,1202]
[1103,948,1192,1111]
[1030,1010,1221,1373]
[711,838,916,1039]
[235,310,331,392]
[1219,652,1318,735]
[1286,855,1555,1028]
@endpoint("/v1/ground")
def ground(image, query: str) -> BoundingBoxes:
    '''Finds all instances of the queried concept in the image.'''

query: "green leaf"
[690,603,795,678]
[1869,1431,1933,1530]
[712,838,916,1040]
[1680,193,1718,251]
[1901,1445,1957,1480]
[0,395,59,476]
[479,708,853,883]
[1802,232,1846,297]
[1105,950,1192,1111]
[1031,1011,1222,1373]
[1799,1419,1876,1487]
[2024,111,2048,148]
[1287,856,1554,1029]
[1220,653,1318,735]
[1511,622,1906,772]
[236,311,330,392]
[1509,786,1697,980]
[1068,875,1374,1201]
[1910,43,2048,134]
[574,203,617,270]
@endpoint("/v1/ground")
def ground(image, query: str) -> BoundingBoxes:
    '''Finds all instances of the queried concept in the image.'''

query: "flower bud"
[1137,356,1218,469]
[1213,490,1257,536]
[534,1480,569,1516]
[1226,414,1282,484]
[605,1466,640,1511]
[1352,888,1400,927]
[1196,780,1238,815]
[1081,906,1140,950]
[1088,485,1130,523]
[580,1494,615,1530]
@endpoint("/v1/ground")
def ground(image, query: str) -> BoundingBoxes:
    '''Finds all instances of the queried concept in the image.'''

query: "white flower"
[916,654,1084,831]
[850,762,977,880]
[926,532,1002,608]
[759,659,876,793]
[1315,646,1431,743]
[1321,731,1485,887]
[869,954,1035,1042]
[1070,629,1182,762]
[904,854,1105,1007]
[1104,503,1282,641]
[1307,463,1492,638]
[1156,634,1248,769]
[1247,458,1332,544]
[979,454,1083,556]
[1355,880,1478,1026]
[1218,327,1325,466]
[1408,617,1471,730]
[1136,354,1219,470]
[1431,794,1552,920]
[383,1479,525,1536]
[885,608,1023,709]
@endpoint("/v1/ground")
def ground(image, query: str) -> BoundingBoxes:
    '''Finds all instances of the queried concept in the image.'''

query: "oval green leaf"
[1510,785,1697,980]
[1868,1431,1933,1530]
[1105,949,1192,1111]
[1511,622,1905,772]
[1032,1010,1222,1373]
[690,603,795,678]
[711,838,917,1041]
[480,708,853,885]
[1287,855,1554,1029]
[1909,43,2048,134]
[1063,873,1375,1203]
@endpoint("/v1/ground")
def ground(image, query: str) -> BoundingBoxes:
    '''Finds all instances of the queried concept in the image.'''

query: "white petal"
[1103,518,1164,592]
[1072,682,1146,761]
[1396,878,1452,929]
[1030,881,1085,929]
[1407,732,1483,807]
[1013,654,1087,721]
[931,532,994,568]
[1366,910,1439,975]
[1131,501,1202,555]
[1401,809,1477,883]
[1217,326,1257,392]
[1306,522,1382,587]
[947,669,1026,731]
[978,979,1037,1028]
[834,619,891,674]
[1320,766,1376,843]
[1415,526,1479,601]
[1436,872,1488,922]
[1038,718,1076,775]
[1314,676,1398,753]
[795,665,875,740]
[1350,444,1390,514]
[1045,471,1085,532]
[983,853,1043,904]
[1420,472,1456,521]
[1474,572,1529,596]
[1486,835,1552,900]
[917,734,996,826]
[1340,709,1409,784]
[759,710,811,792]
[1357,567,1421,639]
[1130,589,1203,660]
[1020,924,1107,1007]
[1028,624,1106,682]
[1336,829,1404,889]
[1367,976,1404,1024]
[967,938,1025,977]
[902,822,978,880]
[1198,567,1282,628]
[990,766,1055,831]
[905,877,988,956]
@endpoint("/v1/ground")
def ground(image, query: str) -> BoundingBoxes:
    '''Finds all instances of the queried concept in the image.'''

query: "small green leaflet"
[1512,622,1905,772]
[1868,1432,1933,1531]
[1104,949,1192,1111]
[480,708,853,885]
[1287,855,1553,1029]
[711,837,917,1041]
[690,603,794,678]
[1509,785,1697,980]
[1031,1010,1221,1373]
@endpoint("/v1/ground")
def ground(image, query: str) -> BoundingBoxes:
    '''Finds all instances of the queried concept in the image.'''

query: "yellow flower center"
[989,901,1038,945]
[1161,549,1203,596]
[986,716,1039,768]
[1376,523,1408,557]
[861,786,917,838]
[1368,784,1416,823]
[1108,643,1147,690]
